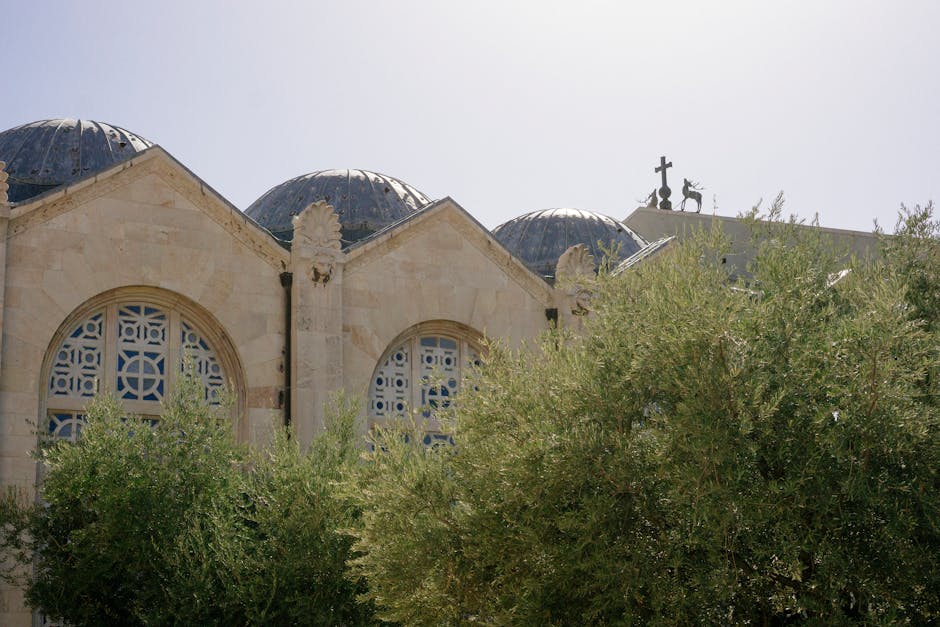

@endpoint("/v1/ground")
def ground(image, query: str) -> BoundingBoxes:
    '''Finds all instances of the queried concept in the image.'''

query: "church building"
[0,119,877,624]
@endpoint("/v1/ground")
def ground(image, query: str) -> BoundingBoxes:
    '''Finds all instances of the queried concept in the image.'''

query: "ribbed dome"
[245,169,431,246]
[0,119,153,203]
[493,208,646,279]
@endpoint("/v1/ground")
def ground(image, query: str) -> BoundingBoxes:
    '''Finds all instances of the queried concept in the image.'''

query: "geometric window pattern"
[45,302,228,441]
[47,411,86,444]
[48,312,104,399]
[181,321,225,404]
[117,305,167,403]
[371,343,411,419]
[369,333,481,422]
[417,336,462,417]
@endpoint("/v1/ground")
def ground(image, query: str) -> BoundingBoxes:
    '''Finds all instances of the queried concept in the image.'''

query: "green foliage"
[0,377,374,626]
[156,394,375,626]
[346,203,940,624]
[27,375,240,626]
[882,202,940,332]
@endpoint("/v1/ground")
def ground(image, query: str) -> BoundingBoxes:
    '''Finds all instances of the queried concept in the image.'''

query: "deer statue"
[644,188,658,208]
[680,178,703,213]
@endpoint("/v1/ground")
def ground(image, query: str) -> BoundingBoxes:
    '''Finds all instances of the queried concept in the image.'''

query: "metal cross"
[655,156,673,210]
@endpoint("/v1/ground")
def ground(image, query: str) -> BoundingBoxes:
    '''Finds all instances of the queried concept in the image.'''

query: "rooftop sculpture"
[681,178,704,213]
[655,156,673,210]
[650,157,705,214]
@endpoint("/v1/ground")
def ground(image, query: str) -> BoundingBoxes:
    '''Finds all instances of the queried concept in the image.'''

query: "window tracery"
[369,323,482,441]
[49,311,103,399]
[44,300,230,441]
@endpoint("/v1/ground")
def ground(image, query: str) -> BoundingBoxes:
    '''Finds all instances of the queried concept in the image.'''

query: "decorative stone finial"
[555,244,596,282]
[556,244,595,316]
[291,201,343,284]
[0,161,9,206]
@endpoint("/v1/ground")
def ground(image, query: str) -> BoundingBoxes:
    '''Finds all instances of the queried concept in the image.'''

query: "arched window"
[369,322,482,443]
[43,292,239,442]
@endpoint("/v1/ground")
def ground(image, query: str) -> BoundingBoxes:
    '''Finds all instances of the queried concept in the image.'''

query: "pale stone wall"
[0,154,288,490]
[340,200,553,430]
[0,165,557,624]
[0,153,289,623]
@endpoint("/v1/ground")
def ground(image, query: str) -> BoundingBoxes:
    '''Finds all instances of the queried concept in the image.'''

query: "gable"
[2,148,288,379]
[342,200,554,369]
[344,198,552,305]
[8,147,289,270]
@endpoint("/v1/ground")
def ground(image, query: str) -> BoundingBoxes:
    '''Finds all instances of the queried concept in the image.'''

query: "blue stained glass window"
[116,305,168,402]
[49,312,103,398]
[370,331,481,441]
[47,302,230,440]
[48,412,86,443]
[422,432,455,447]
[180,320,226,405]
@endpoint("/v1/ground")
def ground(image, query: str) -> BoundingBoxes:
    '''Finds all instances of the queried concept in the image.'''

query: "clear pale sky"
[3,1,937,233]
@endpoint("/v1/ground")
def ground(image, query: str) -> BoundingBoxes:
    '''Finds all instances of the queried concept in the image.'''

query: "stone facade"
[0,144,881,623]
[0,148,559,622]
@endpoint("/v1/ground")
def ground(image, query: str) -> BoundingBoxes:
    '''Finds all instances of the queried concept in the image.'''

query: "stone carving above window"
[292,200,343,284]
[556,243,596,315]
[555,243,596,282]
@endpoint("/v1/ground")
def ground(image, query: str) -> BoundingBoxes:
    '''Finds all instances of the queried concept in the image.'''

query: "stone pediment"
[8,146,290,270]
[344,197,554,305]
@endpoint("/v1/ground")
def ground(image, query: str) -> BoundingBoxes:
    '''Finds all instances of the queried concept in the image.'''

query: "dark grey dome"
[0,119,153,203]
[493,208,646,279]
[245,169,431,246]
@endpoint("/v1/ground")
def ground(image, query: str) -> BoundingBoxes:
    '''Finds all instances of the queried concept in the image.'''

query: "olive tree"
[0,376,375,626]
[346,204,940,624]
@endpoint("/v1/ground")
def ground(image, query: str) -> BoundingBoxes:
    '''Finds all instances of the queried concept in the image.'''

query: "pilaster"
[0,163,11,374]
[289,201,345,444]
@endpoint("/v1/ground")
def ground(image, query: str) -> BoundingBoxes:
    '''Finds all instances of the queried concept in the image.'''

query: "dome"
[0,119,153,203]
[245,169,431,246]
[493,208,646,279]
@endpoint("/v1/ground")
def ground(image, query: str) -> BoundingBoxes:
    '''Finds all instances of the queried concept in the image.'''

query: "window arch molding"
[39,286,247,440]
[368,319,484,434]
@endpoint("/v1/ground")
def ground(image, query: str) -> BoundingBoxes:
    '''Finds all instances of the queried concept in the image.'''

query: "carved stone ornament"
[293,200,342,250]
[292,201,343,284]
[555,243,596,282]
[0,161,9,206]
[555,244,596,315]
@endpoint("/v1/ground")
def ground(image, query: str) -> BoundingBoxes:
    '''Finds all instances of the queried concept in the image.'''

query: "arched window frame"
[368,320,483,439]
[40,287,246,442]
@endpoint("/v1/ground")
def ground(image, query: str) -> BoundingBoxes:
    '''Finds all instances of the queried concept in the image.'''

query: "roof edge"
[9,146,291,269]
[345,196,555,305]
[623,205,879,240]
